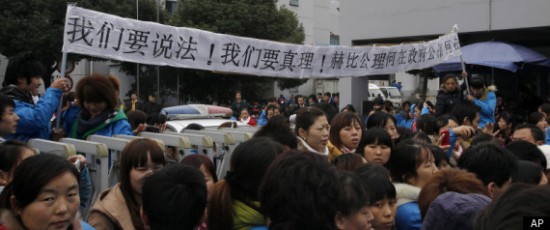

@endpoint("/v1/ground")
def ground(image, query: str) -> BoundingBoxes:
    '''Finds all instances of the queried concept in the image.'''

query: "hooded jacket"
[63,105,132,140]
[435,88,463,117]
[472,86,497,129]
[421,192,491,230]
[0,85,62,142]
[394,183,422,230]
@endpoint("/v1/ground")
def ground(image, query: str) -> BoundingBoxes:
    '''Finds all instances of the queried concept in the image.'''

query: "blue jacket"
[64,106,132,140]
[395,202,422,230]
[473,90,496,129]
[4,87,63,142]
[257,110,268,126]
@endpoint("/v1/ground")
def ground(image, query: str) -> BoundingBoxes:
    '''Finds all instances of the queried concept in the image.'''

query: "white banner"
[62,6,461,79]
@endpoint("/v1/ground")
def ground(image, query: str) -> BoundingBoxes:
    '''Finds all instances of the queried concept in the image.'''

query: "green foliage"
[0,0,159,85]
[167,0,306,102]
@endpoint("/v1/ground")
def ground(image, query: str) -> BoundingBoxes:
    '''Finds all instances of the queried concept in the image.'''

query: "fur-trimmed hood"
[394,183,421,207]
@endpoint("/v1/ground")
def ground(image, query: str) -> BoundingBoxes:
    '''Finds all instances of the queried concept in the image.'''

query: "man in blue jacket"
[466,75,496,129]
[0,52,69,142]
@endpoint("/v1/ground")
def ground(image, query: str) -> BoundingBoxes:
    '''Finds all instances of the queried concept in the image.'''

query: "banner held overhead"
[62,6,462,79]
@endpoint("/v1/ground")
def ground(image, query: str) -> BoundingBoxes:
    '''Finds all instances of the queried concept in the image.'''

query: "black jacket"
[435,89,463,117]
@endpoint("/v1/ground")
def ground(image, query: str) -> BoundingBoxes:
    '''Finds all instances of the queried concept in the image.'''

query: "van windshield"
[385,88,401,99]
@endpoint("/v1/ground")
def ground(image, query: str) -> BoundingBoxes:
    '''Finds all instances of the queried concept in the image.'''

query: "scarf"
[76,109,117,139]
[240,116,250,125]
[233,200,265,230]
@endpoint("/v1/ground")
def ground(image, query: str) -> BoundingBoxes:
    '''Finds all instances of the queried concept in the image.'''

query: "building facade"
[339,0,550,115]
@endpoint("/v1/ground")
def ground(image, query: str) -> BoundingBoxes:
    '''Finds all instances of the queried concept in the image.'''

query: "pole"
[136,0,140,98]
[452,24,470,96]
[55,52,68,129]
[156,0,160,100]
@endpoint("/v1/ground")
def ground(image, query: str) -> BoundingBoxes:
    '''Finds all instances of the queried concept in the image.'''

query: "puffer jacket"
[435,89,463,117]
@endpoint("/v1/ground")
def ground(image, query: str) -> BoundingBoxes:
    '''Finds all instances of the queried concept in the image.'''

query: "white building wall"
[275,0,340,99]
[338,0,550,112]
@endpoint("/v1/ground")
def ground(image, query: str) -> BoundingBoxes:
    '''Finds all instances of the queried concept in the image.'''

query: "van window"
[385,88,401,99]
[379,88,389,98]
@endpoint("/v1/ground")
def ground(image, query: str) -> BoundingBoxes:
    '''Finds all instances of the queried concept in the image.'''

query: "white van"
[368,83,403,108]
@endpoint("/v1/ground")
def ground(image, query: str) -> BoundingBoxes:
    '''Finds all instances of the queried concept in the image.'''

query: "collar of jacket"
[298,136,329,156]
[394,182,421,207]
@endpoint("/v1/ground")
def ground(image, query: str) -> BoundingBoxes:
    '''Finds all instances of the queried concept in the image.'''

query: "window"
[289,0,299,6]
[165,0,178,15]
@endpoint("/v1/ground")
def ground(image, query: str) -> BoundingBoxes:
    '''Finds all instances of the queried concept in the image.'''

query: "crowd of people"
[1,52,550,230]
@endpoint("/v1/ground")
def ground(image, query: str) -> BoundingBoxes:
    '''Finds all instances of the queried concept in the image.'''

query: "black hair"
[435,114,459,132]
[227,137,284,200]
[468,75,485,89]
[470,132,500,147]
[207,137,284,230]
[336,171,369,216]
[358,172,396,205]
[332,154,366,171]
[506,140,547,170]
[294,107,327,135]
[3,52,45,86]
[146,113,167,126]
[366,112,397,130]
[428,144,448,168]
[0,141,33,178]
[142,164,207,230]
[457,143,518,187]
[474,184,550,230]
[356,128,393,156]
[411,131,432,144]
[253,115,298,149]
[416,114,438,136]
[513,123,545,142]
[528,112,546,126]
[184,123,205,130]
[511,160,543,185]
[0,93,15,116]
[0,154,79,210]
[451,102,480,125]
[354,163,391,180]
[387,140,433,183]
[341,104,356,113]
[259,150,339,230]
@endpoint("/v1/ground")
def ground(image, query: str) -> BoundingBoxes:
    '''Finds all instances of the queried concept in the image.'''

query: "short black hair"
[0,92,15,116]
[253,115,298,149]
[356,128,393,156]
[469,75,485,89]
[435,114,459,132]
[142,164,207,230]
[416,114,438,136]
[470,132,500,147]
[146,113,167,126]
[259,150,339,229]
[354,164,391,180]
[387,140,433,183]
[457,143,518,187]
[512,160,543,185]
[513,123,545,142]
[336,171,369,216]
[506,140,547,170]
[366,112,397,130]
[357,172,396,205]
[451,102,480,125]
[3,52,45,86]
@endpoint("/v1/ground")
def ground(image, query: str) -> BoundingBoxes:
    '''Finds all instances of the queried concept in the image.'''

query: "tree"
[167,0,306,103]
[0,0,159,86]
